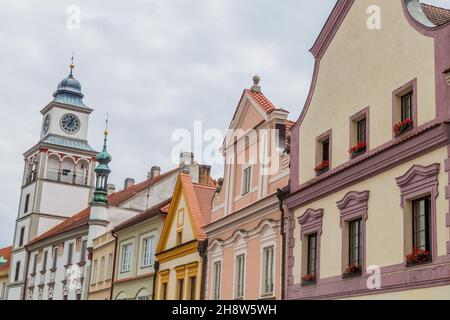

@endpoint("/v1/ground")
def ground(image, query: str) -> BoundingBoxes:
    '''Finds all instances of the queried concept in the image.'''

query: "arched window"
[136,288,150,301]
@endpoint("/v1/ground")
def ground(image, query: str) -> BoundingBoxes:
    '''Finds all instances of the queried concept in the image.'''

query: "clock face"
[43,114,50,134]
[60,113,80,134]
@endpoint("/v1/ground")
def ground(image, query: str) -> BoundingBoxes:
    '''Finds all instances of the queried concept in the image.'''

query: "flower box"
[406,248,432,267]
[301,274,317,286]
[314,161,329,176]
[394,118,413,136]
[343,263,362,279]
[349,142,366,159]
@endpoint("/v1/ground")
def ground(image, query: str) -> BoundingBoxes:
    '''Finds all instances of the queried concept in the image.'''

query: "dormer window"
[393,79,416,137]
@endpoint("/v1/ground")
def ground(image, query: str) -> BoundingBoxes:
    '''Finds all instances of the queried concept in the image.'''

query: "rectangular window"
[412,197,431,252]
[121,243,132,273]
[262,246,274,295]
[32,254,38,274]
[24,194,30,213]
[80,240,87,263]
[189,277,196,300]
[401,92,413,122]
[213,261,222,300]
[142,236,155,267]
[91,259,98,283]
[177,278,184,300]
[19,227,25,247]
[14,261,20,282]
[307,234,317,276]
[242,166,252,195]
[41,251,48,273]
[357,118,367,144]
[235,254,245,299]
[67,243,74,266]
[349,219,362,267]
[276,123,286,152]
[176,231,183,246]
[107,253,113,280]
[322,139,330,162]
[99,256,105,282]
[161,282,168,300]
[52,247,58,270]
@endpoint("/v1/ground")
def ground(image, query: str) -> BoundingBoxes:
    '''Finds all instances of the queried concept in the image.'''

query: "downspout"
[110,231,118,300]
[152,261,159,300]
[277,187,288,301]
[198,240,208,301]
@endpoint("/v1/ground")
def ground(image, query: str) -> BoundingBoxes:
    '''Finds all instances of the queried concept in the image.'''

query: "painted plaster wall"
[165,194,195,250]
[39,181,90,217]
[292,147,448,282]
[297,0,436,185]
[345,284,450,300]
[88,232,115,300]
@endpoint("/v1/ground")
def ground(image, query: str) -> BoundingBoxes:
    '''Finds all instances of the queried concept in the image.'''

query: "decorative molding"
[337,191,370,226]
[297,209,324,238]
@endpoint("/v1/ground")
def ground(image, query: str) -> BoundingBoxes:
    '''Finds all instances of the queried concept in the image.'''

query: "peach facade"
[286,0,450,300]
[205,82,291,300]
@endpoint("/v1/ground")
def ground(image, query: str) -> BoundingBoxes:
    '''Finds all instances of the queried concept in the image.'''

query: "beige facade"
[88,232,115,300]
[286,0,450,300]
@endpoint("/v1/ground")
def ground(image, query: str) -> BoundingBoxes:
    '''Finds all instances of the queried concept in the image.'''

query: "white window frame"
[259,229,277,298]
[141,233,156,268]
[91,259,98,284]
[242,165,252,196]
[261,246,274,296]
[233,239,247,300]
[212,259,222,300]
[120,241,133,273]
[106,253,113,280]
[99,256,105,282]
[234,254,246,299]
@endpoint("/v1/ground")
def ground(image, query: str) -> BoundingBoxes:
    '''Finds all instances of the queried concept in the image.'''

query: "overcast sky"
[0,0,449,247]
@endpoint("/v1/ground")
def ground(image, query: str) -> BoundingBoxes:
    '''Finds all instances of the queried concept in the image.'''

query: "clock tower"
[6,63,98,300]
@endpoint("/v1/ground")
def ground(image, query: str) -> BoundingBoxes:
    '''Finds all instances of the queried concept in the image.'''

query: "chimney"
[179,152,194,167]
[124,178,135,190]
[198,165,212,185]
[107,184,116,196]
[148,166,161,180]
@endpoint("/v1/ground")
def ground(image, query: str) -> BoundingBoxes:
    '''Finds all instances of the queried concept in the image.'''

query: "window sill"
[350,149,367,160]
[315,168,329,177]
[406,257,432,268]
[394,124,414,137]
[301,280,317,287]
[259,294,275,300]
[342,270,362,279]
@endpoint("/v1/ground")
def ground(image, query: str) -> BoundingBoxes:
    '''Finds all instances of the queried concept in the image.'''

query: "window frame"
[212,260,222,300]
[120,242,133,273]
[348,218,363,267]
[349,107,369,159]
[242,165,252,196]
[392,79,417,138]
[262,246,274,296]
[18,226,25,247]
[24,194,30,214]
[306,233,317,276]
[315,130,332,176]
[141,234,156,268]
[412,197,432,252]
[234,254,246,300]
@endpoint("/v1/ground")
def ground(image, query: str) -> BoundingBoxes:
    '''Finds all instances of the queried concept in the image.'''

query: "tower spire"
[92,116,112,206]
[69,53,75,77]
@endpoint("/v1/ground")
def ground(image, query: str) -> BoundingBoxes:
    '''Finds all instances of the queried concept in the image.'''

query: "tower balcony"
[45,169,89,187]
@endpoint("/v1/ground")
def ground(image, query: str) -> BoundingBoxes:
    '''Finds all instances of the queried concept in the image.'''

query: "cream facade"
[204,79,291,300]
[88,232,115,300]
[286,0,450,299]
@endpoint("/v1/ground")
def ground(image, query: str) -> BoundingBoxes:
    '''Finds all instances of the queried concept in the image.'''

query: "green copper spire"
[92,119,112,205]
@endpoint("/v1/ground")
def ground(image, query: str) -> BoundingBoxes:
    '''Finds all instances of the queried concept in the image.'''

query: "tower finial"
[251,75,261,93]
[69,52,75,77]
[103,113,109,148]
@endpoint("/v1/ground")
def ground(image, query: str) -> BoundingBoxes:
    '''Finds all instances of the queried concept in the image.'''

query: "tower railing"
[45,169,89,186]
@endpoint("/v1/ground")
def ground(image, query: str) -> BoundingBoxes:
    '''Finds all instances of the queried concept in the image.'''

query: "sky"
[0,0,449,248]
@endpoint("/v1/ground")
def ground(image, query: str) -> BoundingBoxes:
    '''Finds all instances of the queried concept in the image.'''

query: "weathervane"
[69,52,75,76]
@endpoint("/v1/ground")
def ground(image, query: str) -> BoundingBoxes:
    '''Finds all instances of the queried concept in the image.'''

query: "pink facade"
[204,78,291,300]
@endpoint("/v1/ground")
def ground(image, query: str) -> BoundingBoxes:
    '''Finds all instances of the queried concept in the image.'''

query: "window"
[177,209,184,227]
[32,254,38,274]
[177,278,184,300]
[356,118,367,144]
[276,123,286,153]
[91,259,98,283]
[107,253,113,280]
[41,251,48,273]
[213,261,222,300]
[161,282,168,300]
[188,277,196,300]
[322,139,330,163]
[24,194,30,213]
[315,131,331,175]
[176,231,183,246]
[242,166,252,195]
[52,247,58,270]
[80,240,87,263]
[349,219,362,268]
[235,254,245,299]
[121,243,132,273]
[67,243,74,266]
[19,227,25,247]
[99,256,105,282]
[262,246,274,295]
[142,236,155,268]
[401,92,413,122]
[14,261,20,282]
[307,234,317,276]
[412,197,431,252]
[350,109,369,159]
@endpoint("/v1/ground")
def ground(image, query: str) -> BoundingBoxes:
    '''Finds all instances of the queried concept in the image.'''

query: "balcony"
[45,169,88,186]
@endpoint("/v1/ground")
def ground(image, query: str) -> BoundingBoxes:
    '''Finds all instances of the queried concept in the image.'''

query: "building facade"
[204,78,291,300]
[285,0,450,299]
[0,246,12,300]
[154,173,215,300]
[88,231,115,300]
[6,64,97,300]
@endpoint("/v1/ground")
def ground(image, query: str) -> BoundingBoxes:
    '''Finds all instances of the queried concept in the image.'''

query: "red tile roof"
[27,169,179,247]
[113,198,172,232]
[0,246,12,276]
[245,89,277,114]
[422,3,450,26]
[180,174,216,241]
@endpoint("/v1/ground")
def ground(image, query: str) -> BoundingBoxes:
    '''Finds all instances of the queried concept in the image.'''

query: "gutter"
[110,231,118,300]
[152,261,159,300]
[198,240,208,300]
[276,187,288,301]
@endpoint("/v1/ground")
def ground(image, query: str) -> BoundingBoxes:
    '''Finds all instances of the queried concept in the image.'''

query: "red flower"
[349,142,366,154]
[345,263,360,274]
[406,248,430,264]
[393,118,413,136]
[302,274,317,282]
[314,160,330,172]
